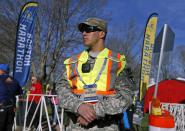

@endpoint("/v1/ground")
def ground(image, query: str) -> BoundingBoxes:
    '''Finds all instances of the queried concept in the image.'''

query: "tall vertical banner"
[13,2,38,87]
[139,13,158,101]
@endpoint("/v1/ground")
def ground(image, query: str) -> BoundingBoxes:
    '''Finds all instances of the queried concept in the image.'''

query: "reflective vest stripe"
[106,50,113,91]
[72,54,81,87]
[69,57,76,87]
[67,58,72,86]
[72,63,77,87]
[72,89,85,94]
[117,53,122,74]
[96,90,116,95]
[72,89,116,95]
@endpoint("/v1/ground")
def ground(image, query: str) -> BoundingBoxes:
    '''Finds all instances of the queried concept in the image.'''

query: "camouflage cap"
[78,18,107,33]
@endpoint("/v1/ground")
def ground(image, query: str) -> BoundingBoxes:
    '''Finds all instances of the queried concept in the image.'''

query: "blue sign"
[13,2,38,87]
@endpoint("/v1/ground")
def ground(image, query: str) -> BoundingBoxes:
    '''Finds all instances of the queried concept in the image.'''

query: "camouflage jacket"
[56,57,133,131]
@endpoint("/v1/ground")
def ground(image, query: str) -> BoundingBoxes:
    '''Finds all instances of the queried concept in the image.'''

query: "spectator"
[0,64,22,131]
[26,76,42,129]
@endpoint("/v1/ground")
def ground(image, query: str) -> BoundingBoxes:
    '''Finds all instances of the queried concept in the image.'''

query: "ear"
[99,31,105,39]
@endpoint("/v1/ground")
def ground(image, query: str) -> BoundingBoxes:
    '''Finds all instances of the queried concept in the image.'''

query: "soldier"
[56,18,132,131]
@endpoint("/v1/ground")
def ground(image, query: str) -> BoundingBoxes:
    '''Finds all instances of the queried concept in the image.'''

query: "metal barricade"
[21,94,64,131]
[161,103,185,131]
[149,102,185,131]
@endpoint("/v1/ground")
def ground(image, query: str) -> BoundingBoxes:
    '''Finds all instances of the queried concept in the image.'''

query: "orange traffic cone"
[151,98,162,115]
[149,98,175,131]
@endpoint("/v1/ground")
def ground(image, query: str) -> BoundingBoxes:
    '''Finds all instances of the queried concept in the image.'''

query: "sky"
[104,0,185,47]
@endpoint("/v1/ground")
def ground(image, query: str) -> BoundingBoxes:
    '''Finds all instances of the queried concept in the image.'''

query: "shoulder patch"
[107,51,124,62]
[120,54,126,62]
[64,54,79,65]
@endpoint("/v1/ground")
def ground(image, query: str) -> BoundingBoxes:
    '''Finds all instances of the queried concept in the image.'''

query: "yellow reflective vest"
[64,48,126,100]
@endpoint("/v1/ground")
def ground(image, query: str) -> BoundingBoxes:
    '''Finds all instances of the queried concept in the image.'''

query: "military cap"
[78,18,107,33]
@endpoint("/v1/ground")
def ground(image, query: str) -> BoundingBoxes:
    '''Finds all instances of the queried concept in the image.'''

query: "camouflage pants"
[66,123,119,131]
[65,112,120,131]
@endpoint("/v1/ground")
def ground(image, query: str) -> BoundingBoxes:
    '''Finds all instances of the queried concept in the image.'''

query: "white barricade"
[161,103,185,131]
[22,94,64,131]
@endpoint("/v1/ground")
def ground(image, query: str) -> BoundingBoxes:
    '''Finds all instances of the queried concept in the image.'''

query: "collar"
[79,48,109,62]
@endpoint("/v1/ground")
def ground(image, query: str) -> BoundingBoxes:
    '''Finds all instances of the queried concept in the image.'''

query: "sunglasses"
[79,25,102,33]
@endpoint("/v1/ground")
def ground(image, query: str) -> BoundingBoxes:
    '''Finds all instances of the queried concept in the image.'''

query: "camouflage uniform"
[56,58,132,131]
[56,17,132,131]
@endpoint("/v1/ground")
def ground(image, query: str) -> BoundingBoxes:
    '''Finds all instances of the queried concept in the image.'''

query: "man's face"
[82,31,100,47]
[31,77,37,84]
[79,25,105,47]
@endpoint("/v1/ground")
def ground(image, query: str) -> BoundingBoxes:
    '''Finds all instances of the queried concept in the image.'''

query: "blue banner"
[13,2,38,87]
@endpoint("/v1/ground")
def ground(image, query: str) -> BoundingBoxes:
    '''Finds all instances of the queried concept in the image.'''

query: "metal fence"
[161,103,185,131]
[14,94,64,131]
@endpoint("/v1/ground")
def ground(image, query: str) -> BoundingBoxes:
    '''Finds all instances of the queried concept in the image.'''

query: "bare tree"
[106,20,142,90]
[151,45,184,82]
[0,0,107,85]
[0,0,19,64]
[179,45,185,75]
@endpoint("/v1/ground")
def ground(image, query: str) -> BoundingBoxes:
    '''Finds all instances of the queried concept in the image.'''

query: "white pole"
[61,108,64,131]
[43,96,52,131]
[23,95,29,131]
[154,24,168,98]
[38,96,44,131]
[13,96,19,131]
[52,96,61,126]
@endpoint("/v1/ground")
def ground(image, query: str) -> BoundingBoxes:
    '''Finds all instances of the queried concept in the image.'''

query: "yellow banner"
[139,13,158,101]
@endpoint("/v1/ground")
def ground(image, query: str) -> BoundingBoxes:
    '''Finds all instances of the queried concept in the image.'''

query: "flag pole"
[153,24,168,98]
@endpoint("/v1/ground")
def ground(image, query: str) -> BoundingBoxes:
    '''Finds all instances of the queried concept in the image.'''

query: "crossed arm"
[56,70,133,125]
